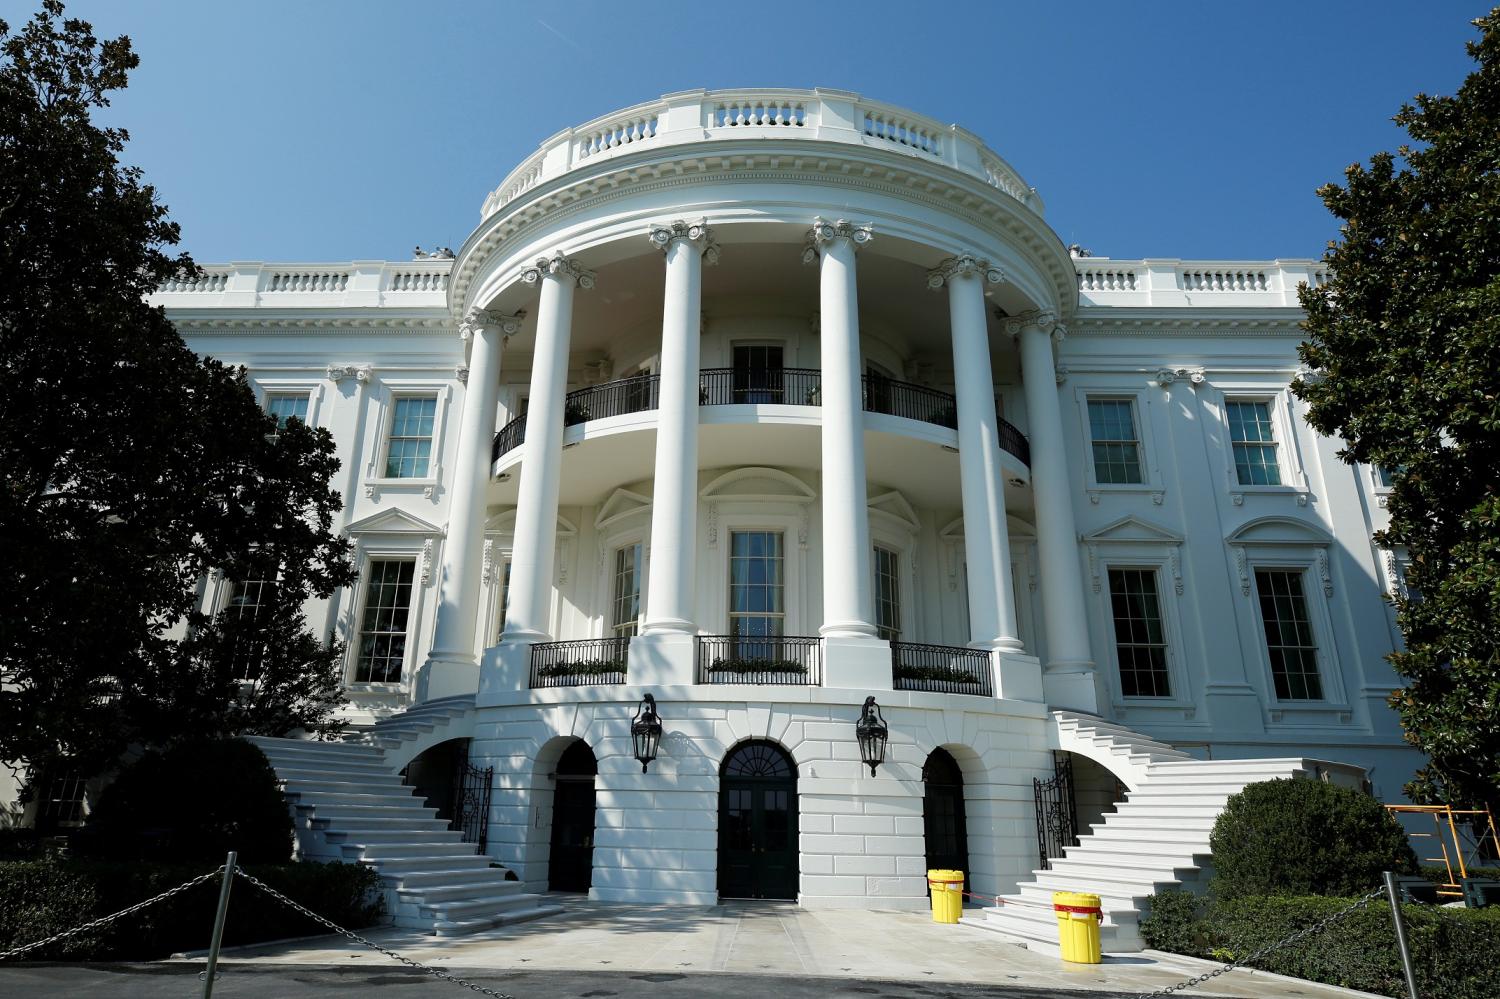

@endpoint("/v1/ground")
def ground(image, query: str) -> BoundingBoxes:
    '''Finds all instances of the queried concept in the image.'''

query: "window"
[37,767,87,830]
[1254,569,1323,700]
[385,396,437,478]
[224,578,275,680]
[265,393,309,440]
[1106,568,1170,697]
[873,546,901,640]
[494,559,512,641]
[355,559,415,683]
[611,543,642,638]
[1088,399,1144,484]
[732,345,784,403]
[729,531,784,641]
[1226,400,1281,485]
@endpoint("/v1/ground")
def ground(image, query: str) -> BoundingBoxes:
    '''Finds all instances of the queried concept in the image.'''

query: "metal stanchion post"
[1383,870,1420,999]
[201,851,238,999]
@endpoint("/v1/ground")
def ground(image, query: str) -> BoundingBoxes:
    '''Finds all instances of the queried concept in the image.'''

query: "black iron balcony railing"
[891,641,993,696]
[490,368,1030,466]
[529,637,629,688]
[696,634,821,685]
[698,367,823,406]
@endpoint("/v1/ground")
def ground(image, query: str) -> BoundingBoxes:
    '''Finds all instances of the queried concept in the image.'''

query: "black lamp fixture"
[855,696,889,776]
[631,693,663,773]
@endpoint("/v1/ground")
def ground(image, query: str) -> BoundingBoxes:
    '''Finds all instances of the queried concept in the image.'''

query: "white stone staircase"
[961,713,1359,954]
[246,720,561,937]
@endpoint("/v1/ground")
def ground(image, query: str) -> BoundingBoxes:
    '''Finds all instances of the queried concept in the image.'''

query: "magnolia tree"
[1295,10,1500,827]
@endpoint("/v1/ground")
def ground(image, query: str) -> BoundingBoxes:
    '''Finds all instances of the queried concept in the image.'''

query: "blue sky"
[5,1,1481,263]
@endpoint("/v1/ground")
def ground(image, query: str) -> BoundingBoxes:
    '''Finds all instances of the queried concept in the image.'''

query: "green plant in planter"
[894,664,981,684]
[707,658,808,675]
[563,401,591,425]
[536,658,625,678]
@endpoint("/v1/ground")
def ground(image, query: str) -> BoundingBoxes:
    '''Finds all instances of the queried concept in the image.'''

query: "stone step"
[284,789,422,806]
[1045,856,1202,882]
[274,765,398,783]
[310,814,450,832]
[365,854,494,875]
[419,892,547,921]
[257,750,394,774]
[1109,803,1228,818]
[390,866,516,890]
[1090,813,1216,832]
[297,803,441,821]
[350,841,479,860]
[1023,871,1178,901]
[1146,758,1306,774]
[325,828,465,844]
[398,878,524,903]
[282,777,409,795]
[433,903,564,937]
[245,736,385,762]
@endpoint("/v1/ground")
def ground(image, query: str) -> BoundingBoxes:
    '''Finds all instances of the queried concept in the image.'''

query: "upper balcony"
[479,88,1044,224]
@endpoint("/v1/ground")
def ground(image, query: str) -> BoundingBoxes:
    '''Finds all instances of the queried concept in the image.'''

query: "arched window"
[722,740,796,779]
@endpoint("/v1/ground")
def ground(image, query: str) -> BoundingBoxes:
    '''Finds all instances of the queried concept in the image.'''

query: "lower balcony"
[890,641,993,697]
[528,637,629,688]
[695,635,822,686]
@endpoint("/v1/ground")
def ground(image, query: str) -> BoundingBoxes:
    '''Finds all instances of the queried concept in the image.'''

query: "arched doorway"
[718,740,798,900]
[923,748,969,890]
[548,741,597,893]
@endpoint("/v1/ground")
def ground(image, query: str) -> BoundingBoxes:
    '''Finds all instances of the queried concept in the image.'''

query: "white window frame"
[481,537,513,648]
[1074,388,1163,503]
[1207,384,1311,504]
[348,554,421,686]
[1100,564,1177,701]
[607,538,646,638]
[252,378,325,431]
[1369,465,1395,509]
[363,379,454,500]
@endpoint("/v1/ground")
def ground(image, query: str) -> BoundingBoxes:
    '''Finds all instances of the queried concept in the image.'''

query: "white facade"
[148,90,1419,913]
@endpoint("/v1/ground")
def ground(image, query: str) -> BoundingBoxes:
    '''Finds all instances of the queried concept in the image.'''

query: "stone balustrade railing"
[148,260,454,309]
[480,88,1044,219]
[1074,258,1330,308]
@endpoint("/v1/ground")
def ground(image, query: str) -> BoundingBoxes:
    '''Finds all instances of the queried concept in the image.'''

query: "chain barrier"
[1135,885,1387,998]
[0,865,227,961]
[232,868,514,998]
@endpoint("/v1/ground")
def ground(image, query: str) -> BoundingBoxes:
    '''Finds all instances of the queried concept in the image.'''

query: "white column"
[929,256,1022,652]
[641,220,716,636]
[418,308,521,701]
[806,218,878,640]
[1013,310,1099,712]
[501,253,594,643]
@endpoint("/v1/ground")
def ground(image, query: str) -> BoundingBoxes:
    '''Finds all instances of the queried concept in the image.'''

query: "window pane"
[729,531,785,638]
[612,543,642,637]
[1254,569,1323,700]
[1107,568,1171,697]
[386,397,437,478]
[1088,399,1143,484]
[873,546,901,641]
[266,393,310,438]
[356,559,416,683]
[225,578,275,681]
[1227,401,1282,486]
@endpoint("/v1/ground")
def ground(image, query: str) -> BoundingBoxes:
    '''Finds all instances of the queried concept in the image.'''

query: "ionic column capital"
[521,253,596,290]
[459,307,525,342]
[647,219,720,264]
[926,254,1005,289]
[1003,309,1064,342]
[801,217,873,263]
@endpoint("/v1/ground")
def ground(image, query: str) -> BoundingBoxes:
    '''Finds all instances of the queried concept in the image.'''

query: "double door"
[718,778,798,899]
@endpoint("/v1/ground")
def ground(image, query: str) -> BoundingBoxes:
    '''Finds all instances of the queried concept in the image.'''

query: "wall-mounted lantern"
[631,693,663,773]
[855,696,889,776]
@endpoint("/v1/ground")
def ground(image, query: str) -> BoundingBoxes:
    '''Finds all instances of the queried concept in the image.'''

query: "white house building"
[87,89,1424,945]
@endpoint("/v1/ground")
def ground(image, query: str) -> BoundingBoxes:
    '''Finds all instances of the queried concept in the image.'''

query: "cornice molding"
[647,218,720,264]
[926,253,1004,289]
[520,252,596,290]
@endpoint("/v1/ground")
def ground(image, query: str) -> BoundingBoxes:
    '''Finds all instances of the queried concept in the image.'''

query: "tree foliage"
[0,2,355,785]
[1294,11,1500,815]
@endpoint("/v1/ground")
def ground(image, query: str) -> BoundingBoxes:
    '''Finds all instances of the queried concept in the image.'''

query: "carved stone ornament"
[420,539,434,586]
[520,253,596,290]
[459,307,524,342]
[1153,367,1206,388]
[1316,547,1332,597]
[1054,364,1069,385]
[327,363,373,384]
[802,217,873,263]
[926,254,1005,290]
[647,219,720,264]
[1169,544,1184,595]
[1002,309,1063,341]
[1231,543,1250,595]
[455,364,470,385]
[481,539,495,586]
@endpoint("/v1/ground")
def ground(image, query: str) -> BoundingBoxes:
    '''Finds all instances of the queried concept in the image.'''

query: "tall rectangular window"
[1227,400,1282,485]
[225,578,274,680]
[493,559,513,643]
[873,546,901,641]
[1088,399,1144,484]
[385,396,437,478]
[611,543,642,638]
[355,559,415,683]
[265,393,309,440]
[1107,568,1170,697]
[729,531,784,642]
[1254,568,1323,700]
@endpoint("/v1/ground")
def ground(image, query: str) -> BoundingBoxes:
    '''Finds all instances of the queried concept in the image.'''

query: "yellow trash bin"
[927,869,964,923]
[1053,891,1102,963]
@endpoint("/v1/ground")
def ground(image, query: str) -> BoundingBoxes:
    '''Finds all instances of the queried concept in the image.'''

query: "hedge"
[0,857,382,960]
[1140,889,1500,999]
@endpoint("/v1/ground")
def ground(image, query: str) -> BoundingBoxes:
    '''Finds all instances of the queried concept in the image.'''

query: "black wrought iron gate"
[451,759,493,854]
[1033,754,1079,870]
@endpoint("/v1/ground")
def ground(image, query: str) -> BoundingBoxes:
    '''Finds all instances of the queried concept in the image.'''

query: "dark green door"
[719,741,798,900]
[549,741,597,893]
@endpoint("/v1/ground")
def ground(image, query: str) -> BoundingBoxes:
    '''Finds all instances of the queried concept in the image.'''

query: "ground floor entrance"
[718,740,798,900]
[548,741,597,893]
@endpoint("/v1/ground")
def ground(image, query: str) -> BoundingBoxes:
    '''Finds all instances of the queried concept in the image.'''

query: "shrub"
[0,857,381,960]
[79,738,292,864]
[1210,779,1417,898]
[1142,890,1500,999]
[707,658,807,675]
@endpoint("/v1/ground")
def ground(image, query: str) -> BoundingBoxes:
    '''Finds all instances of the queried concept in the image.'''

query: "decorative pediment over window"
[344,508,444,537]
[1083,515,1185,595]
[595,487,652,532]
[484,509,578,539]
[700,467,816,504]
[1225,516,1333,597]
[868,490,919,534]
[937,515,1036,592]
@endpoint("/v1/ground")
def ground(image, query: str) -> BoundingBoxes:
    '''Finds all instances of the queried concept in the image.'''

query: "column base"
[1043,666,1102,714]
[477,642,533,706]
[823,636,892,691]
[992,651,1044,703]
[626,632,697,686]
[413,651,479,703]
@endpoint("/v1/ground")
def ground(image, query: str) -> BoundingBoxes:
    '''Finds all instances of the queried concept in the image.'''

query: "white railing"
[480,88,1045,220]
[265,270,350,293]
[1077,267,1139,292]
[385,269,450,293]
[159,272,228,293]
[149,260,454,308]
[1179,268,1268,292]
[1074,259,1328,307]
